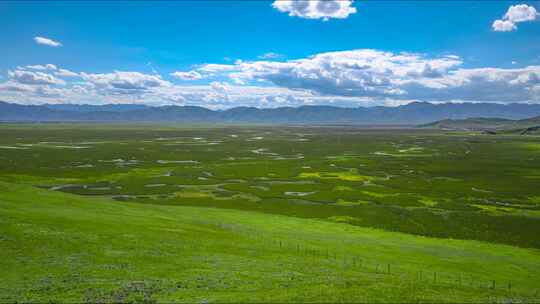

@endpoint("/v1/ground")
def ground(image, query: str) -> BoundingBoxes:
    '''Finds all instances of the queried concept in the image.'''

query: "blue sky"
[0,1,539,108]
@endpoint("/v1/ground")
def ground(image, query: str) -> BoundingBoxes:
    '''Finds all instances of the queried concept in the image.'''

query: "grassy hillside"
[2,125,540,248]
[1,124,540,302]
[420,116,540,132]
[1,181,539,303]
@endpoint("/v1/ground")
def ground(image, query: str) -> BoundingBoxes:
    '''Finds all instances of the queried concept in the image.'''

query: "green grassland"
[1,124,540,302]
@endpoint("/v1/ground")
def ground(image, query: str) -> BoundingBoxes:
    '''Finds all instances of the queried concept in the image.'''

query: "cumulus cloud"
[504,4,538,23]
[272,0,357,20]
[492,19,517,32]
[2,51,539,107]
[153,83,322,109]
[193,49,540,102]
[0,81,35,93]
[492,4,538,32]
[34,86,66,98]
[170,71,203,80]
[400,66,540,102]
[210,81,230,93]
[81,71,170,95]
[197,64,237,74]
[196,49,462,96]
[34,36,62,47]
[24,64,58,71]
[55,68,79,78]
[8,70,65,85]
[18,65,78,78]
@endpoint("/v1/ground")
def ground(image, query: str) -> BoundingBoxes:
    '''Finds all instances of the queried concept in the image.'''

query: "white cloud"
[25,64,58,71]
[193,49,540,103]
[492,19,517,32]
[170,71,203,80]
[272,0,356,21]
[14,64,78,79]
[2,51,539,107]
[0,81,35,93]
[197,64,237,74]
[197,49,462,95]
[153,83,322,109]
[492,4,538,32]
[210,81,230,93]
[8,70,65,85]
[258,52,284,60]
[55,68,79,78]
[81,71,170,95]
[34,86,66,98]
[34,36,62,47]
[504,4,538,23]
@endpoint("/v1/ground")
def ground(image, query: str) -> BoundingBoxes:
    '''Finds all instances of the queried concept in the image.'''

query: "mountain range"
[2,101,540,125]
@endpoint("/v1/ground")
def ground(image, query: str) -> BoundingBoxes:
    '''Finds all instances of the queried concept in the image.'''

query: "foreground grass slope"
[1,181,539,303]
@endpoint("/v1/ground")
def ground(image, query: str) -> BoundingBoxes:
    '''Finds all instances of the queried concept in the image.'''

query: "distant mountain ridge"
[421,115,540,133]
[2,101,540,124]
[44,104,150,113]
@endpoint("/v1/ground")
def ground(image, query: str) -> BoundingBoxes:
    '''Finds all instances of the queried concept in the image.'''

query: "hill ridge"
[3,101,540,124]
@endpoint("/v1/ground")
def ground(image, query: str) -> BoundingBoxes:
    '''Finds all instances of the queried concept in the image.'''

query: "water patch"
[157,160,199,164]
[145,184,166,188]
[472,187,492,193]
[398,147,423,153]
[50,184,81,191]
[48,145,89,149]
[75,164,94,168]
[0,146,29,150]
[373,151,430,157]
[284,191,316,197]
[251,148,278,156]
[99,159,140,166]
